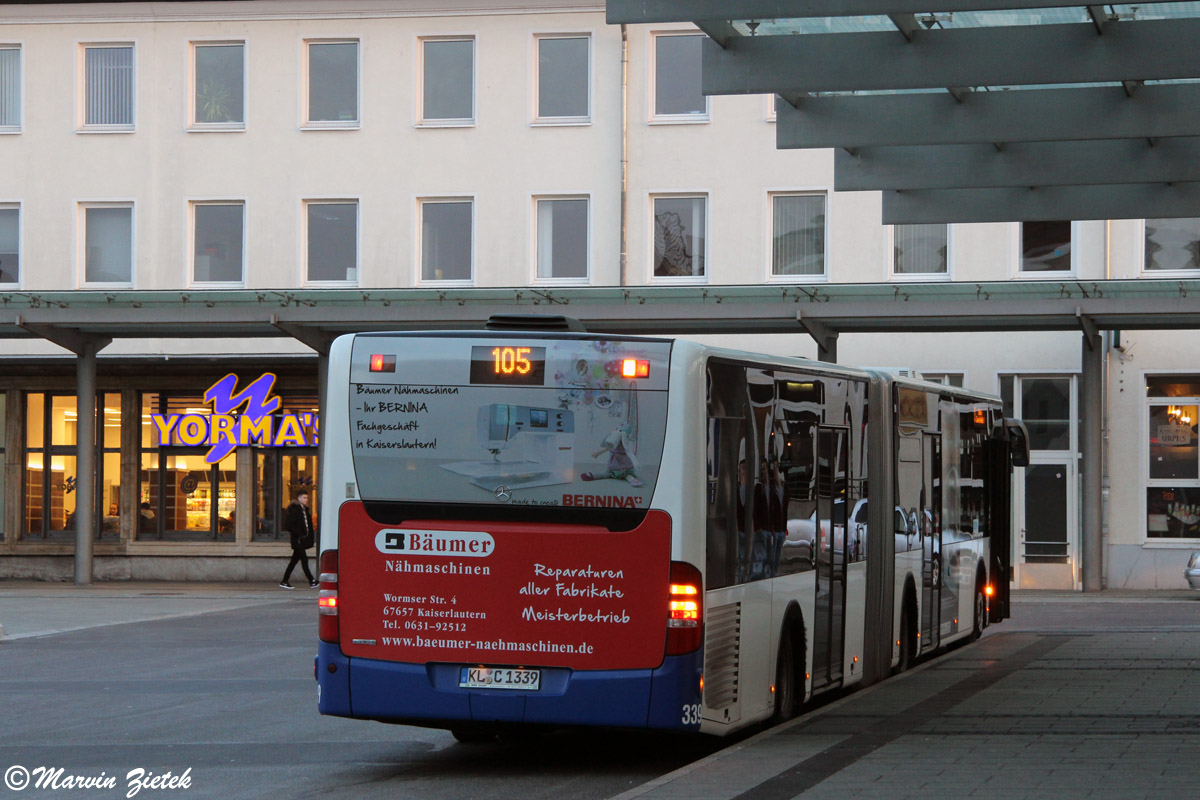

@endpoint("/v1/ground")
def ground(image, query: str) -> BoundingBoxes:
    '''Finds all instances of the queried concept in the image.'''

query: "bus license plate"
[459,666,541,691]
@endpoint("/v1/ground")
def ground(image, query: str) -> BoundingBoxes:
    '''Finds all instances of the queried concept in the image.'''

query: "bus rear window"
[348,336,671,510]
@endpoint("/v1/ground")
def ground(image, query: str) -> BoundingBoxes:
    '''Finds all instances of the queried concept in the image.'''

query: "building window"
[771,194,825,278]
[1021,220,1071,273]
[0,45,20,131]
[923,373,964,388]
[535,35,589,122]
[192,42,244,128]
[652,195,706,279]
[420,199,473,282]
[305,40,358,127]
[421,38,474,124]
[192,202,244,284]
[535,197,588,281]
[1146,376,1200,539]
[1145,218,1200,272]
[81,204,133,285]
[652,33,707,120]
[893,224,948,276]
[304,201,357,283]
[0,393,6,538]
[0,205,17,284]
[82,44,134,130]
[23,392,122,541]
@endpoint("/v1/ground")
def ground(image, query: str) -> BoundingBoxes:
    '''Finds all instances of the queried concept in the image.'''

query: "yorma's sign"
[149,373,318,465]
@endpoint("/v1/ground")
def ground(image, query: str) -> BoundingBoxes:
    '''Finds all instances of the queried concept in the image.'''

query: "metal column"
[74,339,99,585]
[1080,328,1104,591]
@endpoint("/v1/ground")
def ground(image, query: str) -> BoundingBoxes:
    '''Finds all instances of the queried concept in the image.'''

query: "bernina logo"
[375,529,495,557]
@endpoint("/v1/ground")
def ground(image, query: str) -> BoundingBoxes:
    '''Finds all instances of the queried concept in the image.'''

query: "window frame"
[649,31,710,124]
[889,222,953,282]
[1013,220,1078,278]
[189,39,247,132]
[530,193,591,285]
[77,200,135,288]
[531,33,592,126]
[416,195,476,286]
[300,197,360,287]
[417,35,476,128]
[1139,217,1200,277]
[0,42,23,134]
[77,41,136,133]
[188,199,247,287]
[765,189,829,284]
[649,192,709,284]
[0,201,20,287]
[301,38,361,130]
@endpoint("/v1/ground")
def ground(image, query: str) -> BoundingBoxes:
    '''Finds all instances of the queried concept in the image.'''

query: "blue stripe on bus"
[317,647,705,730]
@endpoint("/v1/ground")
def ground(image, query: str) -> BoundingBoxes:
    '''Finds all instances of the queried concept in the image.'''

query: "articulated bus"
[314,317,1028,739]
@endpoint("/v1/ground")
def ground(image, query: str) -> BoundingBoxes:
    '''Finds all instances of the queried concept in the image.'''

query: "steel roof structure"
[607,1,1200,224]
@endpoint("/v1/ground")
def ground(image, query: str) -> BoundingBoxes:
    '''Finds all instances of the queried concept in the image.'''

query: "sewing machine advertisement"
[347,337,671,509]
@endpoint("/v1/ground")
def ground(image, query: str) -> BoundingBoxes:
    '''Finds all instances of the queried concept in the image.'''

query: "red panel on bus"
[337,502,673,670]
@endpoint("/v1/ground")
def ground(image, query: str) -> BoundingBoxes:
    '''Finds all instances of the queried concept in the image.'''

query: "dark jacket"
[284,501,314,551]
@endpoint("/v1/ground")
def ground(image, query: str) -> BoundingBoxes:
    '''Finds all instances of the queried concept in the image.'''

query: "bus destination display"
[469,346,546,385]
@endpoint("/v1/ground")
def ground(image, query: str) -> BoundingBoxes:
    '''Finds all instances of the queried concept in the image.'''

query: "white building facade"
[1,0,1196,588]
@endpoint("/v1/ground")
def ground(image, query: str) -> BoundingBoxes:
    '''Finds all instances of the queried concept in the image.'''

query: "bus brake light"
[369,354,396,373]
[621,359,650,379]
[666,562,703,656]
[318,550,339,644]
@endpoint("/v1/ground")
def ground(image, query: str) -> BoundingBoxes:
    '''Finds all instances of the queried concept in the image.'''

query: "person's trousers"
[282,548,314,584]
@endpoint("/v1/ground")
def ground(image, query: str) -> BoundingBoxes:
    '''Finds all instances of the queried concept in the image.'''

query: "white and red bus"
[314,317,1027,739]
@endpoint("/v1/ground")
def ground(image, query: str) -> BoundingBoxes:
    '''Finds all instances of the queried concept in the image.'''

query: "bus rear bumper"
[316,642,703,731]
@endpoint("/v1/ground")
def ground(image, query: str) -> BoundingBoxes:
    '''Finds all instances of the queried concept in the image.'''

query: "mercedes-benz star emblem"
[494,486,512,503]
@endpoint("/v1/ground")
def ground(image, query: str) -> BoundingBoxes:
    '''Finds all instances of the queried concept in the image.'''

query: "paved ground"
[1,583,1197,800]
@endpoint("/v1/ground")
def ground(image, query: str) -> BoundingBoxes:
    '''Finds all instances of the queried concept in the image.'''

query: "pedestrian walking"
[279,489,317,589]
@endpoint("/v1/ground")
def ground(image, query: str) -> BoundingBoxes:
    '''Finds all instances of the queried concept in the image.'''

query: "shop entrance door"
[1002,376,1079,590]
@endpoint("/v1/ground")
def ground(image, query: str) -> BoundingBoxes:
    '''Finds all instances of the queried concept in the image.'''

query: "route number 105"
[492,347,533,375]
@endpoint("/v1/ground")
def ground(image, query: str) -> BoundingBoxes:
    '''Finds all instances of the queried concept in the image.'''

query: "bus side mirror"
[1006,419,1030,468]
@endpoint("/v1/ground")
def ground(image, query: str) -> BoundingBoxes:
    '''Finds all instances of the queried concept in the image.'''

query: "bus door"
[811,425,848,690]
[920,432,942,652]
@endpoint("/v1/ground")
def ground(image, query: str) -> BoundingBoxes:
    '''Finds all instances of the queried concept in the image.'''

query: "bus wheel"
[970,581,986,641]
[772,629,799,723]
[451,726,497,744]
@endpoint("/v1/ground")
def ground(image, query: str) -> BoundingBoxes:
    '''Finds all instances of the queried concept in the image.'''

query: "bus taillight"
[318,550,339,644]
[666,561,703,656]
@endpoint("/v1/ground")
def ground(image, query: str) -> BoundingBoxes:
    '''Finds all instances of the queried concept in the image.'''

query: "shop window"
[82,44,134,130]
[535,35,589,121]
[138,393,236,541]
[652,195,706,279]
[652,33,707,120]
[0,393,5,537]
[771,194,825,279]
[255,450,318,542]
[23,392,121,540]
[421,38,474,124]
[1145,376,1200,540]
[192,42,244,128]
[305,40,358,127]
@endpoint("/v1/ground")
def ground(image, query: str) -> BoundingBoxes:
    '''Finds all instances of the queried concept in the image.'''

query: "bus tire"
[970,571,987,642]
[450,726,497,744]
[772,627,800,723]
[894,587,916,674]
